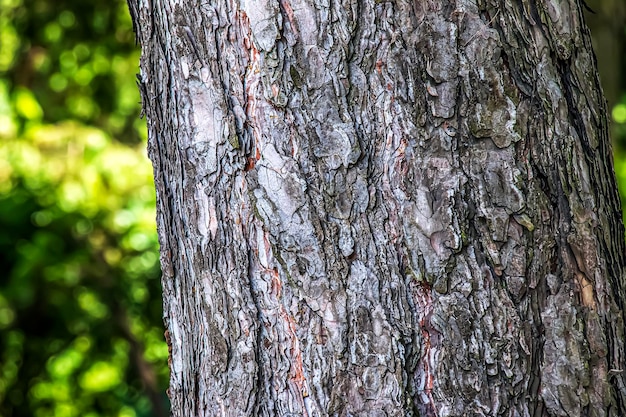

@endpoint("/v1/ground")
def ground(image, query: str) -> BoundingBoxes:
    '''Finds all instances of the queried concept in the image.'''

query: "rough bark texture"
[130,0,626,415]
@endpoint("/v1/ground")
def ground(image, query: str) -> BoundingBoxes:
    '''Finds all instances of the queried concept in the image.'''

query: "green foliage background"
[0,1,624,417]
[0,0,168,416]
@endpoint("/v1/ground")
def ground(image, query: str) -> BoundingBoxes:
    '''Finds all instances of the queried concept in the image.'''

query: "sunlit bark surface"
[131,0,626,415]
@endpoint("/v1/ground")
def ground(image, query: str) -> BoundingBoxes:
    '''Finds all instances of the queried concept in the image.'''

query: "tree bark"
[130,0,626,415]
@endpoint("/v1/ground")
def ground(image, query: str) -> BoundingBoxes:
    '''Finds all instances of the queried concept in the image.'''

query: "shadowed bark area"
[130,0,626,415]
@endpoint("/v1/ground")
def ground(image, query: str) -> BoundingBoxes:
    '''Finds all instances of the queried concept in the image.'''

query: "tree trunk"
[130,0,626,415]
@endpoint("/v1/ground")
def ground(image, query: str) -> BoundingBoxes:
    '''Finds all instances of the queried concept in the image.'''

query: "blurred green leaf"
[14,88,43,120]
[0,0,168,416]
[614,103,626,124]
[80,362,122,392]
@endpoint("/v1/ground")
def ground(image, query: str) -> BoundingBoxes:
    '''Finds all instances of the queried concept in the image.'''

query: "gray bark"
[130,0,626,415]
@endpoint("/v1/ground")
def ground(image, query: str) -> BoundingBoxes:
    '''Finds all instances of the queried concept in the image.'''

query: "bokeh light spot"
[613,103,626,124]
[58,10,76,28]
[79,362,121,392]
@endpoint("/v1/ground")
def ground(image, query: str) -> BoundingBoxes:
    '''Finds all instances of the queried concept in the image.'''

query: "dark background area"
[0,1,623,416]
